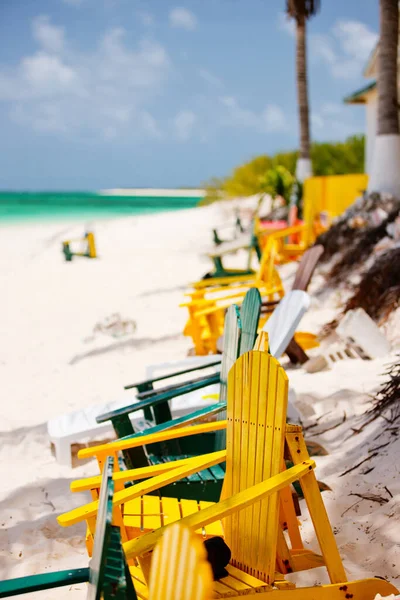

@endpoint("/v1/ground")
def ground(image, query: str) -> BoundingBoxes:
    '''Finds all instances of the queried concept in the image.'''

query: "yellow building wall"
[303,173,368,238]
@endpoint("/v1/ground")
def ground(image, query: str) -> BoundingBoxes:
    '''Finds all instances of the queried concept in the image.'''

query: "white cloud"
[0,16,170,139]
[169,7,197,31]
[219,96,289,133]
[199,68,223,88]
[32,15,65,53]
[138,11,154,26]
[310,34,336,65]
[310,19,378,79]
[173,110,196,141]
[278,13,295,37]
[334,20,377,62]
[262,105,287,132]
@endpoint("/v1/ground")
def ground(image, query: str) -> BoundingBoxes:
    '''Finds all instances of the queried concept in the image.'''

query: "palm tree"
[369,0,400,197]
[286,0,320,182]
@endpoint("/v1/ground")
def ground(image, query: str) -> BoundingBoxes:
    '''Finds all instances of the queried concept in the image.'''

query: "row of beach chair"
[3,340,398,598]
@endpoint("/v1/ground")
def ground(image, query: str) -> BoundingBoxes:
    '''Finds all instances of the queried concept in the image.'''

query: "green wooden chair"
[76,290,262,503]
[96,288,261,462]
[0,456,136,600]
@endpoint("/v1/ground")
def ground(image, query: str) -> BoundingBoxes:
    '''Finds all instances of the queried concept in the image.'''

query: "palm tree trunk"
[377,0,399,135]
[294,15,312,182]
[296,16,311,159]
[368,0,400,196]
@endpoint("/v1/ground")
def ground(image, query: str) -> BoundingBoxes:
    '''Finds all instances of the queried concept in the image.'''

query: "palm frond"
[286,0,320,20]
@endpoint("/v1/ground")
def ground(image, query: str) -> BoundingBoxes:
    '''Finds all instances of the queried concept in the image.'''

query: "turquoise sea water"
[0,191,203,223]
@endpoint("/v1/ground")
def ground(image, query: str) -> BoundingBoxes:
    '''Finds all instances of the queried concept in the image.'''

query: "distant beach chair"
[62,231,97,262]
[189,244,323,358]
[0,456,136,599]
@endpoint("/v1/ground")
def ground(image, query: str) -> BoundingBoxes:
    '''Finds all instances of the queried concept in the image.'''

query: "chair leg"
[54,440,72,468]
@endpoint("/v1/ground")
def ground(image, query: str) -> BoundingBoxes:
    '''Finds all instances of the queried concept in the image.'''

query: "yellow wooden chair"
[147,523,213,600]
[58,351,399,599]
[57,349,298,559]
[181,237,284,354]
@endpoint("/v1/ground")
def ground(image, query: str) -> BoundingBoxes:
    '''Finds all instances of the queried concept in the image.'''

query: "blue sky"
[0,0,379,190]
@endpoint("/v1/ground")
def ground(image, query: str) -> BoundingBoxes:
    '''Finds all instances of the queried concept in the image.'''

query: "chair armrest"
[193,284,283,318]
[182,284,254,299]
[97,372,220,424]
[117,402,226,441]
[78,419,228,460]
[71,455,203,493]
[124,359,221,390]
[124,460,315,559]
[190,274,256,289]
[58,450,227,527]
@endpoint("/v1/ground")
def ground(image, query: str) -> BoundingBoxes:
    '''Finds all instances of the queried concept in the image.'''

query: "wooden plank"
[124,461,315,559]
[148,523,213,600]
[97,372,221,426]
[160,497,183,528]
[245,579,400,600]
[238,288,261,355]
[58,451,226,527]
[215,303,242,451]
[78,421,227,460]
[71,456,208,493]
[285,430,347,584]
[0,569,90,597]
[249,351,268,577]
[217,575,251,593]
[276,528,295,574]
[253,330,269,352]
[124,360,221,390]
[225,565,266,588]
[279,479,303,550]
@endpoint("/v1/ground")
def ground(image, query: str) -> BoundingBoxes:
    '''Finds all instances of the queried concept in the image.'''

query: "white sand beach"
[0,203,399,598]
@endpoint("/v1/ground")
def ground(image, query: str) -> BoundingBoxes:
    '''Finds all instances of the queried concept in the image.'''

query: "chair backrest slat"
[292,244,324,291]
[223,351,288,584]
[238,288,261,355]
[219,304,241,403]
[87,456,137,600]
[149,523,212,600]
[262,290,310,358]
[215,304,242,450]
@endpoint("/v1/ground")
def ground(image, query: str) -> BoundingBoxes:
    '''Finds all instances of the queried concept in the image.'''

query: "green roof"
[344,81,376,104]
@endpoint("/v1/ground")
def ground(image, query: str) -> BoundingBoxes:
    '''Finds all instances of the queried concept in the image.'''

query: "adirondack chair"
[185,244,322,356]
[181,245,282,357]
[60,293,309,512]
[204,218,262,280]
[86,291,261,502]
[0,456,137,600]
[60,351,398,599]
[57,352,311,559]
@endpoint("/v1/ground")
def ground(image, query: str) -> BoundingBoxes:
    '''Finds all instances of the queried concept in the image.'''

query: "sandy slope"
[0,204,399,598]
